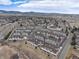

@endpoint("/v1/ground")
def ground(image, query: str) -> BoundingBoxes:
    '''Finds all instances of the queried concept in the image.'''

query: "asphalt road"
[0,22,19,40]
[58,31,72,59]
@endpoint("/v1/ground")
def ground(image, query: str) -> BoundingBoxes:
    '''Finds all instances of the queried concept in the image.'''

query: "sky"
[0,0,79,14]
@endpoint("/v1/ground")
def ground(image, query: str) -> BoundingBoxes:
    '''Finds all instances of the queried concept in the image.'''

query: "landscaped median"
[4,30,12,40]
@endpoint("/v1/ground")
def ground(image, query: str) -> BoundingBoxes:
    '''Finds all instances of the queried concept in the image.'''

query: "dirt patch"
[0,45,17,59]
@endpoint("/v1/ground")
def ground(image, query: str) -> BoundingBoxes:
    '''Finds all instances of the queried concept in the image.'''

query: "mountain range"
[0,10,79,16]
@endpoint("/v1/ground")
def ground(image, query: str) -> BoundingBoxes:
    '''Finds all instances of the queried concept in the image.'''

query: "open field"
[0,41,50,59]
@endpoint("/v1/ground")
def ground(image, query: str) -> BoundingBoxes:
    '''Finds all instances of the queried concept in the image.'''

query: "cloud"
[0,0,26,5]
[17,0,79,14]
[13,0,29,4]
[13,1,26,4]
[0,0,12,5]
[0,0,79,14]
[18,0,73,8]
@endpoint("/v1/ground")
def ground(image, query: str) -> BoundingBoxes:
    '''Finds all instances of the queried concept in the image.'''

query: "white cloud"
[18,0,75,8]
[0,0,79,14]
[13,1,26,4]
[0,0,12,5]
[17,0,79,14]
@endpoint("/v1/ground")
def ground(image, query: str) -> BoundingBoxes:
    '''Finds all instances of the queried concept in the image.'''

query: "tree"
[25,41,27,44]
[4,30,12,40]
[20,23,23,27]
[62,20,66,23]
[73,26,77,31]
[54,20,58,27]
[71,33,76,49]
[71,26,78,33]
[10,54,19,59]
[43,33,46,46]
[44,19,49,29]
[35,46,37,49]
[13,40,16,42]
[65,27,69,36]
[71,29,74,33]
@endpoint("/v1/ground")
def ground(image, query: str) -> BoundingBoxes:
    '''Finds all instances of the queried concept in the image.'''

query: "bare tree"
[10,54,19,59]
